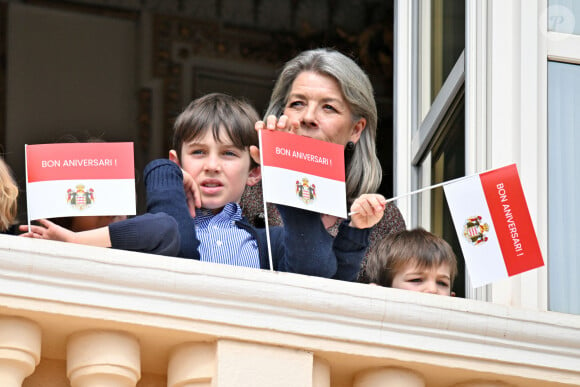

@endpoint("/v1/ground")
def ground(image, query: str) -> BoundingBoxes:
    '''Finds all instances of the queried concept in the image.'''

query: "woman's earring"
[344,141,355,168]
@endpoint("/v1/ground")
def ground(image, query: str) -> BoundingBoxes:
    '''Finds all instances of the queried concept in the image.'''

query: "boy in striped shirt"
[145,93,386,280]
[22,93,385,281]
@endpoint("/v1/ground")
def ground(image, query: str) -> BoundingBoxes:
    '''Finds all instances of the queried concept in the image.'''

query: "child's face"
[172,130,260,211]
[390,261,452,296]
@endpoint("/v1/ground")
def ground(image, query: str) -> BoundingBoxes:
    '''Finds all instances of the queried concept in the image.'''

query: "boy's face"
[170,130,260,211]
[390,261,452,296]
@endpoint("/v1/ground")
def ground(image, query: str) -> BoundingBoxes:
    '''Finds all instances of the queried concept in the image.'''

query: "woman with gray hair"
[241,48,406,281]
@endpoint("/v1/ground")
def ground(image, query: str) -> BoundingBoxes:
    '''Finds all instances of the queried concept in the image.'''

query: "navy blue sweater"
[108,212,180,256]
[144,159,370,281]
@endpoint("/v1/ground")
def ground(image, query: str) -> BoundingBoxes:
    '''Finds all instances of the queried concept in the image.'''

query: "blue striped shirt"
[195,202,260,268]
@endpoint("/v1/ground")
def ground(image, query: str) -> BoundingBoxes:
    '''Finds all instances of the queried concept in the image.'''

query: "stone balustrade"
[0,316,41,387]
[0,234,579,386]
[67,330,140,387]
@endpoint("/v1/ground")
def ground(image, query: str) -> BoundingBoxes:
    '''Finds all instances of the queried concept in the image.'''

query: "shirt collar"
[195,202,243,226]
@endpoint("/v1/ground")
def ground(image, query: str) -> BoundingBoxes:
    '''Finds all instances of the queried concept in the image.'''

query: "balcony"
[0,234,579,387]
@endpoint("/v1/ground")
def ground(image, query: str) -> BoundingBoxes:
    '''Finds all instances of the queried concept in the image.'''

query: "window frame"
[395,0,552,308]
[546,7,580,314]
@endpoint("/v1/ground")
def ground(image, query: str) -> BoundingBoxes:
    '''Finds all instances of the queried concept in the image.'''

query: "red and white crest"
[296,177,316,204]
[462,215,490,246]
[66,184,95,210]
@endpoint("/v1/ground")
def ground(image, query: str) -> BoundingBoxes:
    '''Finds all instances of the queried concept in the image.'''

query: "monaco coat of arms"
[463,215,490,246]
[296,177,316,204]
[67,184,95,210]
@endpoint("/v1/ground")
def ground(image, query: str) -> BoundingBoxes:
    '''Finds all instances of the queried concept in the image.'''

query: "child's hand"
[181,168,201,218]
[348,194,387,229]
[19,219,76,243]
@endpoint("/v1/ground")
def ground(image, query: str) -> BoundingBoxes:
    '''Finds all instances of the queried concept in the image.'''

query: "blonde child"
[0,157,19,233]
[363,228,457,295]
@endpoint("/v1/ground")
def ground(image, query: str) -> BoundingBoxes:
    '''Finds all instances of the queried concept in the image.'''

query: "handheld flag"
[443,164,544,287]
[260,130,347,218]
[25,142,136,221]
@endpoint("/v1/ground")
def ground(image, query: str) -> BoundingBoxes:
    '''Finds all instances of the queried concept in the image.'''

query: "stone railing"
[0,234,579,386]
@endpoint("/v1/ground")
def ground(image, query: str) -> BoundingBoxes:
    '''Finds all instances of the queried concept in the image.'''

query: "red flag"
[443,164,544,287]
[26,142,136,220]
[260,130,347,218]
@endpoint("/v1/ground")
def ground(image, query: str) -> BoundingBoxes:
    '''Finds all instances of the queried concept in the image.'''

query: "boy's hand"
[19,219,76,243]
[348,194,387,229]
[181,168,201,218]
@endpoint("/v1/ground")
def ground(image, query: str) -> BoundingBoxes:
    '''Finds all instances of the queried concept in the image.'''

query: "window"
[410,0,466,297]
[547,1,580,315]
[429,93,465,297]
[548,61,580,314]
[548,0,580,35]
[429,0,465,101]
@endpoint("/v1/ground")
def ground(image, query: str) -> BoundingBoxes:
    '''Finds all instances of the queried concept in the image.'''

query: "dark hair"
[172,93,260,168]
[364,228,458,288]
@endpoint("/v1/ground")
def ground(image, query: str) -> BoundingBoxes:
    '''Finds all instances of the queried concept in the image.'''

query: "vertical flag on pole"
[25,142,136,221]
[443,164,544,287]
[260,130,347,219]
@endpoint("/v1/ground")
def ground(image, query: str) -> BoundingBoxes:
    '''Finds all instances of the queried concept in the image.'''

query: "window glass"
[430,0,465,102]
[548,0,580,35]
[430,92,465,297]
[548,61,580,315]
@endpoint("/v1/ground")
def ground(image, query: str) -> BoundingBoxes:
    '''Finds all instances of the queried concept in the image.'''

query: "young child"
[23,93,384,281]
[144,92,385,280]
[362,228,457,295]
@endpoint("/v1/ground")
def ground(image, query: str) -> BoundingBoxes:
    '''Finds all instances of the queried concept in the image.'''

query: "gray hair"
[265,48,382,203]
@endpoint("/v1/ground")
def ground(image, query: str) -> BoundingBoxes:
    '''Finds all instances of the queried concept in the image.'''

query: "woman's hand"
[252,114,302,165]
[181,168,201,218]
[256,114,288,131]
[255,114,301,133]
[348,194,387,229]
[19,219,76,243]
[252,115,287,166]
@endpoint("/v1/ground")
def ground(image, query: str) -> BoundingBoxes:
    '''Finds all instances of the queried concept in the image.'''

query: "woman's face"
[283,71,366,145]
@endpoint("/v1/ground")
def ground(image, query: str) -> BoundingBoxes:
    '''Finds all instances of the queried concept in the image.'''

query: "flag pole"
[349,166,507,215]
[24,144,31,233]
[258,130,274,271]
[384,176,468,204]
